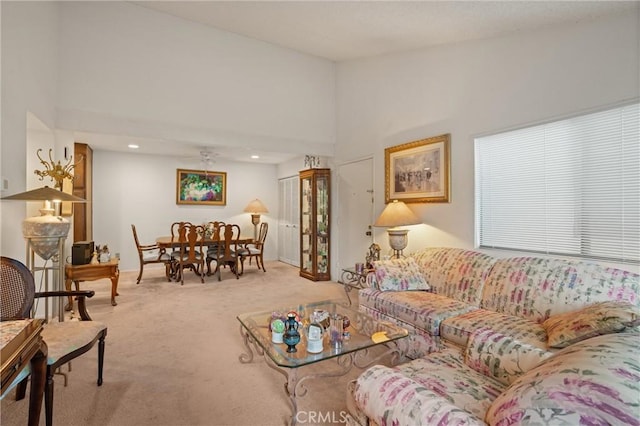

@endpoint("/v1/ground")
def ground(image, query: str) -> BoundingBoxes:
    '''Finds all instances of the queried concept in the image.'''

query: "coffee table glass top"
[237,300,408,368]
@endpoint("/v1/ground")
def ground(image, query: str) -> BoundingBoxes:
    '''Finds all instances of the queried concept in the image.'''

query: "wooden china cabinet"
[299,168,330,281]
[73,143,93,242]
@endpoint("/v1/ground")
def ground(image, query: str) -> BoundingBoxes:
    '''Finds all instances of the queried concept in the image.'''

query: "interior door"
[337,158,374,271]
[278,176,300,266]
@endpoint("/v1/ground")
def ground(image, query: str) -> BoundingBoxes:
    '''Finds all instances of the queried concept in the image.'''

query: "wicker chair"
[0,256,107,426]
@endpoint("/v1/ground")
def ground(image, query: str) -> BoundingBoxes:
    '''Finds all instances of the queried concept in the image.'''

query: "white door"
[337,158,374,271]
[278,176,300,266]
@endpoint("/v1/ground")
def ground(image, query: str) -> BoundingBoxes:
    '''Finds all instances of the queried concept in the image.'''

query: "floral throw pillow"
[542,301,640,348]
[372,257,430,291]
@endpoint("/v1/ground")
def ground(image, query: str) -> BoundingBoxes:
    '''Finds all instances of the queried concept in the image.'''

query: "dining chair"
[131,224,172,283]
[204,220,225,255]
[0,256,107,426]
[171,222,206,284]
[239,222,268,274]
[206,223,241,281]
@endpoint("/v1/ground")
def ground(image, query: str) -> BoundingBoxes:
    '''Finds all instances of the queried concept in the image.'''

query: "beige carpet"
[1,261,386,426]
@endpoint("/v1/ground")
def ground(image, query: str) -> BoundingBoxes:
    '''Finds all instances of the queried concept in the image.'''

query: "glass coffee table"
[237,300,408,425]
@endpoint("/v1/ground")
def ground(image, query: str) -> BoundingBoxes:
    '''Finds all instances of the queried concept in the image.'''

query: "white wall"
[1,2,60,260]
[335,11,640,270]
[93,150,278,272]
[55,2,336,156]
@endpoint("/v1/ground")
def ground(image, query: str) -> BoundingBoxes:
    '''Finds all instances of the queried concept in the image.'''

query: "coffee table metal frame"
[237,300,408,425]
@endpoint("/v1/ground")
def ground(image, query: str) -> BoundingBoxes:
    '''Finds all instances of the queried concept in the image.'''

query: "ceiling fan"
[184,148,219,172]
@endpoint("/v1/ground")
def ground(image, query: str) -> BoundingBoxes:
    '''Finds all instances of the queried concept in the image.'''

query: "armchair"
[0,256,107,426]
[239,222,268,274]
[131,224,172,284]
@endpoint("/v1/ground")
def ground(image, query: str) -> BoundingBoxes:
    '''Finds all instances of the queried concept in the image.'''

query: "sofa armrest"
[353,365,486,425]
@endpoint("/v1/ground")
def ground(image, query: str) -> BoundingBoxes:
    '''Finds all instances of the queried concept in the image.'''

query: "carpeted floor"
[1,261,385,426]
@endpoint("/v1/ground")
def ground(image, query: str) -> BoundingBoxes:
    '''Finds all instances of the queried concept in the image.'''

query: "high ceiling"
[134,1,635,62]
[83,1,636,163]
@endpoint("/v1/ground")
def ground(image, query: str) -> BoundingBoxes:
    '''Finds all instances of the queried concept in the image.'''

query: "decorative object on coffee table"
[283,312,301,353]
[306,322,324,353]
[271,318,285,344]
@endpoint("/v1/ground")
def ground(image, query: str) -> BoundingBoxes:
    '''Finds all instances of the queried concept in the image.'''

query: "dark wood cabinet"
[73,143,92,242]
[299,168,330,281]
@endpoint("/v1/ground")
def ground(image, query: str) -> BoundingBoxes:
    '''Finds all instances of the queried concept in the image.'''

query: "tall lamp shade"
[3,185,85,322]
[2,186,86,259]
[374,200,421,258]
[243,199,268,240]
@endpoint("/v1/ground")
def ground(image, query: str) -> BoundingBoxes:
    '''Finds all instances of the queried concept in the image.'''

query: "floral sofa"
[347,247,640,425]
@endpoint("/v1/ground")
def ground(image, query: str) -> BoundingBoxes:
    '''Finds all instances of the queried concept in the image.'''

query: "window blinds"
[475,102,639,264]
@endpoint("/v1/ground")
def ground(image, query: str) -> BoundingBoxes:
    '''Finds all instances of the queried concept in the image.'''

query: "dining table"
[155,235,254,281]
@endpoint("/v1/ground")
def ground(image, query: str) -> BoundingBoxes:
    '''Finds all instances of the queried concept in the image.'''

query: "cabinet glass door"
[300,175,313,275]
[316,175,329,275]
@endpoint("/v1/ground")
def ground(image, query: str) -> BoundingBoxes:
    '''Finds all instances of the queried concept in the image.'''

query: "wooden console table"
[1,319,47,426]
[65,259,120,309]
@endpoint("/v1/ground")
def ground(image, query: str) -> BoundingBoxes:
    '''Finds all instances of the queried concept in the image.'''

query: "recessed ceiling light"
[128,144,139,149]
[251,155,260,159]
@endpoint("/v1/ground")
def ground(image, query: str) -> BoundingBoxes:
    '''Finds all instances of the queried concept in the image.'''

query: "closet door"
[278,176,300,266]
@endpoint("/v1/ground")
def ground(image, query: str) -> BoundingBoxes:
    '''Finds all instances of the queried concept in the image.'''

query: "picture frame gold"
[176,168,227,206]
[385,134,451,203]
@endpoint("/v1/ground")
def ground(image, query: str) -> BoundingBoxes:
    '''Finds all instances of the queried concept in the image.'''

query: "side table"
[1,319,47,426]
[65,259,120,309]
[338,267,373,305]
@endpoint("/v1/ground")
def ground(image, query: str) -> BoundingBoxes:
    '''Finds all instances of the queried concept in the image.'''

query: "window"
[475,102,639,264]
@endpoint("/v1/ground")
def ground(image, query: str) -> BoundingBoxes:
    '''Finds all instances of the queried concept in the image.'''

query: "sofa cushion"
[359,287,477,336]
[412,247,496,306]
[354,349,505,426]
[542,301,640,348]
[359,305,442,359]
[372,257,430,291]
[480,257,640,323]
[486,332,640,426]
[440,308,548,349]
[464,327,553,386]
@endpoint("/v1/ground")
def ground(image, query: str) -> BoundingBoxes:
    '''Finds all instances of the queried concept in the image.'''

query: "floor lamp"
[243,198,269,241]
[374,200,421,259]
[2,186,86,322]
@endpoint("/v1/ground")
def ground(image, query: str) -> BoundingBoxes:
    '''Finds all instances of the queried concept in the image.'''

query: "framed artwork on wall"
[385,133,451,203]
[176,168,227,206]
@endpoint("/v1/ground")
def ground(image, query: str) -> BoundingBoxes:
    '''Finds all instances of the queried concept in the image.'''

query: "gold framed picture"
[176,168,227,206]
[385,133,450,203]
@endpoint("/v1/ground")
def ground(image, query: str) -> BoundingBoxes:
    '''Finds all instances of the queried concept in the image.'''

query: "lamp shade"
[2,186,85,260]
[374,200,421,228]
[2,186,85,202]
[243,199,269,214]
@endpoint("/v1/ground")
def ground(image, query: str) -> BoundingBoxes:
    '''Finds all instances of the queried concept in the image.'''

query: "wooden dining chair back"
[1,256,107,426]
[239,222,268,274]
[171,222,205,284]
[131,224,172,284]
[206,223,241,281]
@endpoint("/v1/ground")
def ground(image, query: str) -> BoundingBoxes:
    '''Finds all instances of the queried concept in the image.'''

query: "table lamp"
[373,200,421,258]
[243,198,268,240]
